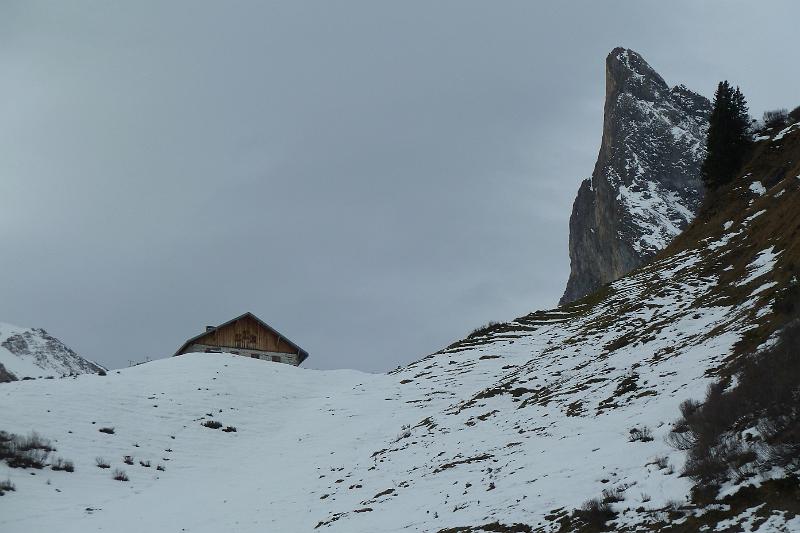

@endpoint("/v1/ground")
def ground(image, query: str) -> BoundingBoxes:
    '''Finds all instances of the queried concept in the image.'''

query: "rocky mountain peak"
[560,49,711,305]
[0,322,104,382]
[605,47,668,102]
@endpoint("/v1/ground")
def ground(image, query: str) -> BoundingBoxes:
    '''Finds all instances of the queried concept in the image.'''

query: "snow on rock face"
[561,48,710,305]
[0,322,103,380]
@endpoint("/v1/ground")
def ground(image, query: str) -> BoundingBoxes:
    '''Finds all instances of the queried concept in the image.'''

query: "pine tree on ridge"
[701,81,751,192]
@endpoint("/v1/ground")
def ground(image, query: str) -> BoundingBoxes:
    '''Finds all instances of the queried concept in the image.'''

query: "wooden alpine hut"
[173,312,309,366]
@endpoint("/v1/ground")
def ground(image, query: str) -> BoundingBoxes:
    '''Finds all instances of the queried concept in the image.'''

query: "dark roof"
[173,312,309,364]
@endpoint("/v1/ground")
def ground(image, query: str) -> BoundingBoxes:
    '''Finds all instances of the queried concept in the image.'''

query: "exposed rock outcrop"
[0,362,16,383]
[560,48,711,305]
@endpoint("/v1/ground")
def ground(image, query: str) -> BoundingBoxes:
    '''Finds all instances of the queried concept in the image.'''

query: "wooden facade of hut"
[173,312,308,366]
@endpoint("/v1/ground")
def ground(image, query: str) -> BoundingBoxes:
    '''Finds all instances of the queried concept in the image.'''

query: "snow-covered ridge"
[0,322,103,381]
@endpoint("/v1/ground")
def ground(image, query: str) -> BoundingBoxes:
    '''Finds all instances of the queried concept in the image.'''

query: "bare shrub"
[763,109,789,129]
[772,279,800,315]
[15,432,54,453]
[1,432,55,469]
[667,399,702,450]
[98,427,115,435]
[11,448,50,469]
[51,457,75,472]
[682,445,730,482]
[690,482,721,505]
[139,460,150,468]
[0,432,16,460]
[394,424,411,442]
[652,456,670,470]
[668,321,800,485]
[112,469,129,481]
[122,455,134,465]
[202,420,222,430]
[0,438,9,463]
[0,479,14,495]
[95,457,110,469]
[665,499,684,511]
[601,486,625,503]
[156,464,165,471]
[222,426,237,433]
[629,426,654,442]
[789,105,800,124]
[574,498,616,530]
[467,321,501,339]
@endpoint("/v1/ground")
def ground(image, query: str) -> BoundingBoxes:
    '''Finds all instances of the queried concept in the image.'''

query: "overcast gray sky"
[1,1,798,372]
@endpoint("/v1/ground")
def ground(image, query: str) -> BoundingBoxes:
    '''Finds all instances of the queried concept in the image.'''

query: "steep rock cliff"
[560,48,710,304]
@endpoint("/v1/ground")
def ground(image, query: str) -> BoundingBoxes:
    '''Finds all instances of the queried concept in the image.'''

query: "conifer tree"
[701,81,751,191]
[732,87,750,140]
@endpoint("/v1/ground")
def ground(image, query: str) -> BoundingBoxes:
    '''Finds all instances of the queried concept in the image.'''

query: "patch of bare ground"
[437,522,533,533]
[433,453,494,474]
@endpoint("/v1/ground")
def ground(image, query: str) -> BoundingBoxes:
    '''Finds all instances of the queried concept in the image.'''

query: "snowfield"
[1,356,413,532]
[0,344,707,533]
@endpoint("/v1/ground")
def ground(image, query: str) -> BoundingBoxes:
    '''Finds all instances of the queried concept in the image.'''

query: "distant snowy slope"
[0,322,103,381]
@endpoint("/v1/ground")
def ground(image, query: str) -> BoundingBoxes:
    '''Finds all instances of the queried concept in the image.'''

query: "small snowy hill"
[1,355,413,532]
[0,322,103,381]
[2,122,800,532]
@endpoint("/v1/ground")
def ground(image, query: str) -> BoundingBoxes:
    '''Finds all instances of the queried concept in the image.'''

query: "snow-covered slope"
[1,355,413,531]
[2,115,799,533]
[0,322,103,381]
